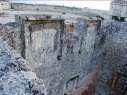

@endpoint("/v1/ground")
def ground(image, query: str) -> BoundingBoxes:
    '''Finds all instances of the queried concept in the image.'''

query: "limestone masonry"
[0,14,127,95]
[0,37,47,95]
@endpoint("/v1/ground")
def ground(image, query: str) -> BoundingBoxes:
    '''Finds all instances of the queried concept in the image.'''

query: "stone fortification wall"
[95,21,127,95]
[0,38,47,95]
[12,3,53,11]
[37,18,103,95]
[0,14,127,95]
[15,14,64,65]
[14,15,103,95]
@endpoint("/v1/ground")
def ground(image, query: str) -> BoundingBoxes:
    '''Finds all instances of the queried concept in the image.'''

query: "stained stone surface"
[95,81,122,95]
[27,29,57,68]
[0,15,127,95]
[0,38,47,95]
[12,15,102,95]
[13,16,106,95]
[95,21,127,95]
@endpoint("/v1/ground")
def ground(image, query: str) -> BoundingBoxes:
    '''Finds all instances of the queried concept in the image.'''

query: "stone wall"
[0,22,22,55]
[95,21,127,95]
[60,19,105,95]
[1,14,127,95]
[0,37,47,95]
[15,14,64,66]
[14,15,104,95]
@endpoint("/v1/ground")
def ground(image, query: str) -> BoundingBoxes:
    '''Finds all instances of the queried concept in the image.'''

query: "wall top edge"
[18,14,65,21]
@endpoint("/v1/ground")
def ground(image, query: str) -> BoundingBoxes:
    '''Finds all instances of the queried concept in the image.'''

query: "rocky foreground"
[0,38,47,95]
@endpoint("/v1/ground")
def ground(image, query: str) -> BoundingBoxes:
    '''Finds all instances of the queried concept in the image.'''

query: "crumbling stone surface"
[95,81,121,95]
[32,18,103,95]
[0,23,22,55]
[69,67,100,95]
[95,21,127,95]
[0,38,47,95]
[19,14,64,21]
[1,15,127,95]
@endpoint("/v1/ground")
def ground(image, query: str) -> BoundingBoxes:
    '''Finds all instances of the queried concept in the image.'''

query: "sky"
[10,1,112,11]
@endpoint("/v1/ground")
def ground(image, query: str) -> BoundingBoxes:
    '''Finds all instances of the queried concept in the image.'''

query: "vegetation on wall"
[112,16,125,21]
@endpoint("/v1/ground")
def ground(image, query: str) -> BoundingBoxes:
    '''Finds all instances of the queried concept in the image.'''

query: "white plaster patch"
[29,29,57,68]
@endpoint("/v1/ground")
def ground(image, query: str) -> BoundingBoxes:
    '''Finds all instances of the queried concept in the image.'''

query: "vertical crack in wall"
[59,21,64,58]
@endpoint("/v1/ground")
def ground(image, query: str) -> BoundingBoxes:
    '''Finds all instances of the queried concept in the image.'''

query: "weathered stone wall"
[59,19,105,95]
[69,67,100,95]
[0,38,47,95]
[14,15,103,95]
[25,20,64,68]
[15,14,64,67]
[1,14,127,95]
[95,21,127,95]
[33,18,103,95]
[0,22,22,55]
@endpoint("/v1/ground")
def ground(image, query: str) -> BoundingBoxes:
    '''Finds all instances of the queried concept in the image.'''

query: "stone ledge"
[19,14,65,21]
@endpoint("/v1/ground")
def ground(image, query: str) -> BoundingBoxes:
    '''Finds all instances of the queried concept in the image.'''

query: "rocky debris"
[0,38,47,95]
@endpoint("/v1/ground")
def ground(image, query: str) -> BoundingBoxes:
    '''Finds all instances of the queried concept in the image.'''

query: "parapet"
[0,38,47,95]
[14,14,65,59]
[15,14,65,21]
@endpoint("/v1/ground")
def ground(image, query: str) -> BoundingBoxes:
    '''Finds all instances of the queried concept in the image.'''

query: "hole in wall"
[78,49,82,54]
[65,23,75,32]
[57,55,62,61]
[64,75,80,94]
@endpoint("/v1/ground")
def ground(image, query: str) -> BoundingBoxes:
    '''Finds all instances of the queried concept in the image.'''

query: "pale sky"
[11,1,111,11]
